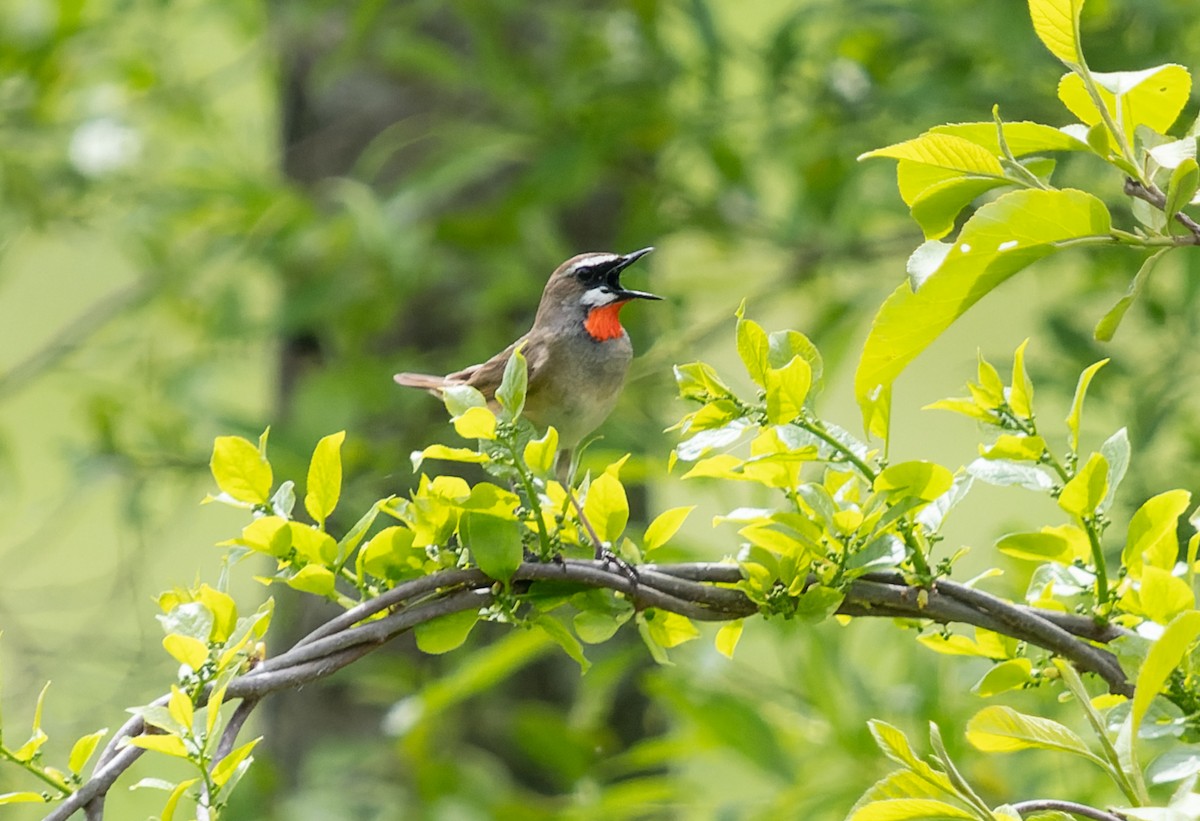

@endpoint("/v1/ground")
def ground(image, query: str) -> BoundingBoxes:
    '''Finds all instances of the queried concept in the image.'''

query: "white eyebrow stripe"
[580,286,618,307]
[565,254,620,278]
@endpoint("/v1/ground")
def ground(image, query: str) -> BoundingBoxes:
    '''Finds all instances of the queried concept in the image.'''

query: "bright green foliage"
[856,0,1200,436]
[304,430,345,528]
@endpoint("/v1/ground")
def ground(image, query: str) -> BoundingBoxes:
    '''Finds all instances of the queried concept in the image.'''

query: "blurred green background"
[3,0,1200,818]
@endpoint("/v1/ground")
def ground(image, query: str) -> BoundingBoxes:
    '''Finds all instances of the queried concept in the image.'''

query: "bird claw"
[595,545,639,586]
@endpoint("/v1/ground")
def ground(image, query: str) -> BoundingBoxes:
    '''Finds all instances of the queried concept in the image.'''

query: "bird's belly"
[523,338,632,448]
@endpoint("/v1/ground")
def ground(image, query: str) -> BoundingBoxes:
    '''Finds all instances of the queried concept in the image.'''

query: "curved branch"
[1011,798,1126,821]
[52,559,1139,819]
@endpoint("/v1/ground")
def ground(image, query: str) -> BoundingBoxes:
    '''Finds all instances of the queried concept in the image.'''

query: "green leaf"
[1123,489,1192,576]
[1166,158,1199,220]
[847,798,976,821]
[533,615,590,673]
[736,307,770,387]
[286,565,337,597]
[68,728,108,775]
[1066,359,1109,453]
[453,406,497,440]
[966,705,1105,765]
[162,634,209,670]
[211,737,261,789]
[1057,452,1108,517]
[643,506,696,554]
[12,682,51,762]
[855,189,1112,431]
[442,384,487,417]
[304,430,345,528]
[460,511,523,583]
[583,470,629,543]
[522,426,559,478]
[674,361,735,402]
[1028,0,1084,65]
[210,435,273,505]
[767,329,824,391]
[1099,427,1130,511]
[414,607,480,654]
[908,177,1006,240]
[973,659,1034,697]
[496,347,528,420]
[1058,65,1192,146]
[1133,611,1200,737]
[765,355,812,425]
[874,461,954,502]
[1094,251,1166,342]
[867,720,953,795]
[861,133,1005,177]
[1138,566,1196,625]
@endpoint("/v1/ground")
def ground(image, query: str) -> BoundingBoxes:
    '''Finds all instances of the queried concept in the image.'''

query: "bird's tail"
[393,372,449,397]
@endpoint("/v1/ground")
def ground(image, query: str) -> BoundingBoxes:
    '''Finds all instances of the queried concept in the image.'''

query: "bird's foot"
[595,545,639,586]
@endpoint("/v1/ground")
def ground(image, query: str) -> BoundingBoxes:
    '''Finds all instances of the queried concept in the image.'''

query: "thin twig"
[1124,178,1200,241]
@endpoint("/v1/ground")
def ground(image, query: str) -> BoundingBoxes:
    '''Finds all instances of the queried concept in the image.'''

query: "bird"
[394,247,659,477]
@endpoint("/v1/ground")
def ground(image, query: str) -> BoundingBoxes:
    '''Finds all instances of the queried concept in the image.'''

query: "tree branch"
[49,560,1138,819]
[1124,178,1200,242]
[1011,798,1126,821]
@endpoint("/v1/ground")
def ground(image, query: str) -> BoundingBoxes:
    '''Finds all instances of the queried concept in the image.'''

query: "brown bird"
[394,248,659,475]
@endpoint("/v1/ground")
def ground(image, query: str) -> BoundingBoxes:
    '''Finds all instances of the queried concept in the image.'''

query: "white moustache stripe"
[580,287,619,307]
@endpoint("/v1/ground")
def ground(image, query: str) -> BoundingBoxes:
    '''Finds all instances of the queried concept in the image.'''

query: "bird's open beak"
[612,247,661,301]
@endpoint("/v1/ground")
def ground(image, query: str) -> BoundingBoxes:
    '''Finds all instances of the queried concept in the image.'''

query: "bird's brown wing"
[453,333,548,400]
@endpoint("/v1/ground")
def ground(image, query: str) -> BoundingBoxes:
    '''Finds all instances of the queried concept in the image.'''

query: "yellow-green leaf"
[966,705,1102,763]
[286,565,337,597]
[357,526,419,581]
[68,729,108,775]
[644,610,700,649]
[1137,566,1196,625]
[126,733,190,759]
[304,430,345,527]
[715,620,743,659]
[1066,359,1108,454]
[923,397,997,424]
[414,608,479,654]
[1133,611,1200,737]
[523,426,559,478]
[848,798,976,821]
[874,461,954,502]
[1010,339,1034,418]
[1058,65,1191,145]
[211,737,261,789]
[453,406,497,440]
[163,634,209,670]
[197,585,237,644]
[996,525,1088,564]
[167,686,194,733]
[1057,452,1108,517]
[765,355,812,424]
[860,133,1005,177]
[583,471,629,543]
[160,777,199,821]
[736,310,770,387]
[644,506,696,554]
[917,633,995,658]
[412,444,490,471]
[1028,0,1084,64]
[210,435,272,505]
[1124,489,1192,576]
[460,511,523,583]
[0,793,47,805]
[980,434,1046,461]
[288,522,338,565]
[855,190,1111,434]
[973,659,1034,697]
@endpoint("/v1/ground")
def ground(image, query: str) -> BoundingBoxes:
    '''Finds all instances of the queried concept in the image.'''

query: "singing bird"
[394,248,659,473]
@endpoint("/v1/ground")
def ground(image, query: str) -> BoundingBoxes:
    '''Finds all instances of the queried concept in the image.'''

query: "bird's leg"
[563,477,638,585]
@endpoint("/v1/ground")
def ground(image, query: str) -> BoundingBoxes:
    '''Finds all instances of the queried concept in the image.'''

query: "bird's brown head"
[537,247,660,341]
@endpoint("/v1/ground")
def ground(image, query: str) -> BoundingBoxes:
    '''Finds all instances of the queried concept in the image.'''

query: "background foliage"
[3,0,1200,818]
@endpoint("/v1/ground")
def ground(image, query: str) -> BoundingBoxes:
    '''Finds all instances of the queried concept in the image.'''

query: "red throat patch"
[584,301,629,341]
